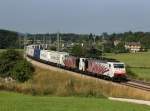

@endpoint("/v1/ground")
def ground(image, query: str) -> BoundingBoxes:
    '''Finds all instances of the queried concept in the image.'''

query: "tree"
[114,42,128,53]
[0,49,22,77]
[11,60,34,82]
[71,45,86,57]
[0,29,19,49]
[0,49,22,61]
[86,47,102,58]
[103,42,114,53]
[71,45,102,58]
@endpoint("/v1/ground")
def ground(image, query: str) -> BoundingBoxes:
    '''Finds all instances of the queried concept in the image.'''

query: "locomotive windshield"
[113,64,124,68]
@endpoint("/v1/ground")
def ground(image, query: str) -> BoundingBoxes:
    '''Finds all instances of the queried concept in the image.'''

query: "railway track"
[130,79,150,86]
[121,80,150,92]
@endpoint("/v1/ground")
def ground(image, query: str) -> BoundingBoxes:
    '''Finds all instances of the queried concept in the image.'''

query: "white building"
[125,42,141,53]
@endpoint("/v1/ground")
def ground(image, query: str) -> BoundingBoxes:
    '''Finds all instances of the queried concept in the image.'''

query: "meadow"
[0,91,150,111]
[105,51,150,81]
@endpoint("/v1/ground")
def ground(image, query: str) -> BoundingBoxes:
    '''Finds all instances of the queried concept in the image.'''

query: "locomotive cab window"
[113,64,124,68]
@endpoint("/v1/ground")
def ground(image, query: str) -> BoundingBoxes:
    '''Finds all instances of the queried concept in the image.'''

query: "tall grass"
[30,68,105,97]
[0,66,150,100]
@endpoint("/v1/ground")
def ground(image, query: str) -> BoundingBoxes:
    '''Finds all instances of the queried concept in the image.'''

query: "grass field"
[105,51,150,67]
[105,51,150,81]
[1,66,150,100]
[130,68,150,80]
[0,91,149,111]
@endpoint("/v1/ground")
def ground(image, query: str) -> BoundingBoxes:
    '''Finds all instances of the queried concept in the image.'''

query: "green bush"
[11,60,34,82]
[0,49,34,82]
[0,49,22,60]
[0,49,22,77]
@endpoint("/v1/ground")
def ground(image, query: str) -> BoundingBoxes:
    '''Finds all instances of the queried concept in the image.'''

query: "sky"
[0,0,150,34]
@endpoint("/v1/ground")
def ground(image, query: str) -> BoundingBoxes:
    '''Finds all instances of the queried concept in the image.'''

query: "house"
[125,42,141,53]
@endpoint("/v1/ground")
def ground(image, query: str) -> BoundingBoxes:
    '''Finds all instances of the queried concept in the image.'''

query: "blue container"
[34,48,40,59]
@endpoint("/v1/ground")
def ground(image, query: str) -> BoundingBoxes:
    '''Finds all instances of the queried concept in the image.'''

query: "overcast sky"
[0,0,150,34]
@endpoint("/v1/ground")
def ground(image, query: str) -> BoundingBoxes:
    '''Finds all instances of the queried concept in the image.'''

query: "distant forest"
[0,29,150,51]
[0,29,19,49]
[105,31,150,49]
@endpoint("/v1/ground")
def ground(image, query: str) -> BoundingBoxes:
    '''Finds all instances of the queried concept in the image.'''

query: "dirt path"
[109,97,150,106]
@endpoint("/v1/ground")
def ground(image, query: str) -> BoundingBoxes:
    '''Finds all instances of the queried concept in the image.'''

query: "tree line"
[0,29,150,53]
[103,31,150,53]
[0,29,20,49]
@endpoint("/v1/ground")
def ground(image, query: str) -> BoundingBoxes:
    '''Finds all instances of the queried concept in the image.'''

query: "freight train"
[26,45,127,81]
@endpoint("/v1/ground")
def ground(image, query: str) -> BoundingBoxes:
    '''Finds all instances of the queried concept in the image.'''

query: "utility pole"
[42,35,44,44]
[41,35,45,49]
[45,35,47,44]
[45,35,48,49]
[57,31,61,67]
[49,34,51,46]
[34,35,36,45]
[23,34,27,57]
[57,32,60,51]
[48,34,51,49]
[60,34,62,51]
[18,34,20,49]
[44,35,46,44]
[89,33,92,47]
[93,34,96,46]
[101,34,104,60]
